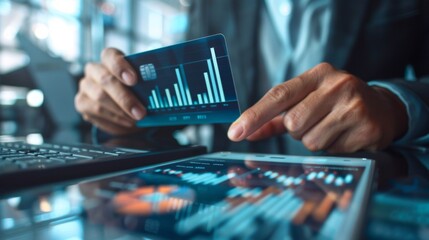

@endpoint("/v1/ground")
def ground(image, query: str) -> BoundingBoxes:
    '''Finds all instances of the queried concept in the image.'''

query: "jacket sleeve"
[369,79,429,145]
[367,1,429,145]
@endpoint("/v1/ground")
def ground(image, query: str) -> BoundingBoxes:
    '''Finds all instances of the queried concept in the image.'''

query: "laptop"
[0,140,206,194]
[0,152,375,240]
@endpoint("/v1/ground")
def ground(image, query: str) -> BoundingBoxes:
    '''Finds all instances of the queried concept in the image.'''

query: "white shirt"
[261,0,332,88]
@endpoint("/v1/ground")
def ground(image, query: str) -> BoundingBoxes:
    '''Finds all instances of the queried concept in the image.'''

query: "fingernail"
[131,107,145,120]
[122,71,136,85]
[228,122,244,140]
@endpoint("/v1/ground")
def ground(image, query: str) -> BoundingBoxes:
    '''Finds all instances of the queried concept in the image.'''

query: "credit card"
[126,34,241,127]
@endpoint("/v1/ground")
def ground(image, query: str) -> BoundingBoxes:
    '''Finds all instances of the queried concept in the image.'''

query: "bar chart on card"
[145,47,227,110]
[126,34,240,127]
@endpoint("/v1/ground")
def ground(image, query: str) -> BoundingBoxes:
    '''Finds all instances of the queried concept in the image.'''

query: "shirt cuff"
[368,81,429,145]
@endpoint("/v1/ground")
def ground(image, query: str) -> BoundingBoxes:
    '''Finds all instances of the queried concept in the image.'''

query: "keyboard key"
[6,156,44,162]
[72,152,109,158]
[103,152,119,156]
[0,153,26,159]
[89,150,104,154]
[46,156,80,161]
[37,153,62,158]
[71,154,94,159]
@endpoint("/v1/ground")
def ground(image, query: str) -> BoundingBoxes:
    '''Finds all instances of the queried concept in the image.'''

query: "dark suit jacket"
[186,0,429,152]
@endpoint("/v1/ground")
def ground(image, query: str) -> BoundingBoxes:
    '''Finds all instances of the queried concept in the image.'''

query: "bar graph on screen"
[126,34,240,127]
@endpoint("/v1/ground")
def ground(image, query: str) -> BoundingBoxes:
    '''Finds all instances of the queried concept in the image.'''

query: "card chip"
[140,63,157,81]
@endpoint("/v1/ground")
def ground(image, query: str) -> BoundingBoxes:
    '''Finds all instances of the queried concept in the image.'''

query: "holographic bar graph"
[146,47,227,110]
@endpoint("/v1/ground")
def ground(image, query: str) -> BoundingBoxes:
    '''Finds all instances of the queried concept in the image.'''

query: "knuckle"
[101,48,115,60]
[84,62,96,75]
[118,93,135,109]
[283,111,301,132]
[113,115,121,123]
[82,114,90,122]
[339,98,366,122]
[78,78,86,90]
[302,136,319,152]
[74,94,84,112]
[79,79,92,95]
[101,48,125,74]
[267,84,292,103]
[93,89,107,101]
[242,108,261,127]
[100,73,116,86]
[336,111,350,123]
[338,74,361,91]
[315,62,334,72]
[350,99,367,118]
[243,108,259,121]
[92,103,103,115]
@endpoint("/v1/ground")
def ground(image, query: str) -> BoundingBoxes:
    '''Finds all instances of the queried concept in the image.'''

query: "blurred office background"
[0,0,191,143]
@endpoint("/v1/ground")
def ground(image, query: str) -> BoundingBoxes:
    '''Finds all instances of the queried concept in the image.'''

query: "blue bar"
[180,65,193,105]
[164,97,169,108]
[149,96,155,109]
[187,89,194,106]
[175,68,188,106]
[203,93,209,104]
[165,89,173,107]
[204,72,214,103]
[151,90,160,109]
[155,86,164,108]
[207,59,220,102]
[172,96,178,107]
[210,47,226,102]
[173,83,183,106]
[197,94,203,104]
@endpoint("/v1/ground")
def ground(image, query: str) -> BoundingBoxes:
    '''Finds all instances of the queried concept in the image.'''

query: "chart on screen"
[126,34,240,127]
[96,155,366,239]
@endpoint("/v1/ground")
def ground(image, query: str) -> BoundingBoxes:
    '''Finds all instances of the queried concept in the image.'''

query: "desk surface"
[0,134,428,240]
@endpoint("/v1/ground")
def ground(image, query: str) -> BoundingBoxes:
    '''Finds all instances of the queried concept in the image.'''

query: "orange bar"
[312,192,337,222]
[293,201,316,224]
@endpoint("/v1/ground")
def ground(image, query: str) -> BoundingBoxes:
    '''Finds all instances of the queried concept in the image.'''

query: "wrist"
[373,86,408,140]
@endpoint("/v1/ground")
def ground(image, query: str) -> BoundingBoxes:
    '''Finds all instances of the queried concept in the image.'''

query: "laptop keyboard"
[0,142,148,172]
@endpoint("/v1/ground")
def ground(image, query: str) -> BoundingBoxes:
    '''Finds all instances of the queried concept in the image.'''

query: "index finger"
[228,71,320,141]
[101,48,137,86]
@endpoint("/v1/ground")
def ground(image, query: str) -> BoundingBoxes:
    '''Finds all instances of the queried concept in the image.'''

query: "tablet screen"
[1,153,374,240]
[85,153,374,239]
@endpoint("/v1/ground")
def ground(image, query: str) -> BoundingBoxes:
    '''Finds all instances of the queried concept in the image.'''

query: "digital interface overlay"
[126,34,240,127]
[76,156,367,239]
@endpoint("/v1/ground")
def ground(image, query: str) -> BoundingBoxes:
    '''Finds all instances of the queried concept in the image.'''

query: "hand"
[75,48,146,135]
[227,63,408,153]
